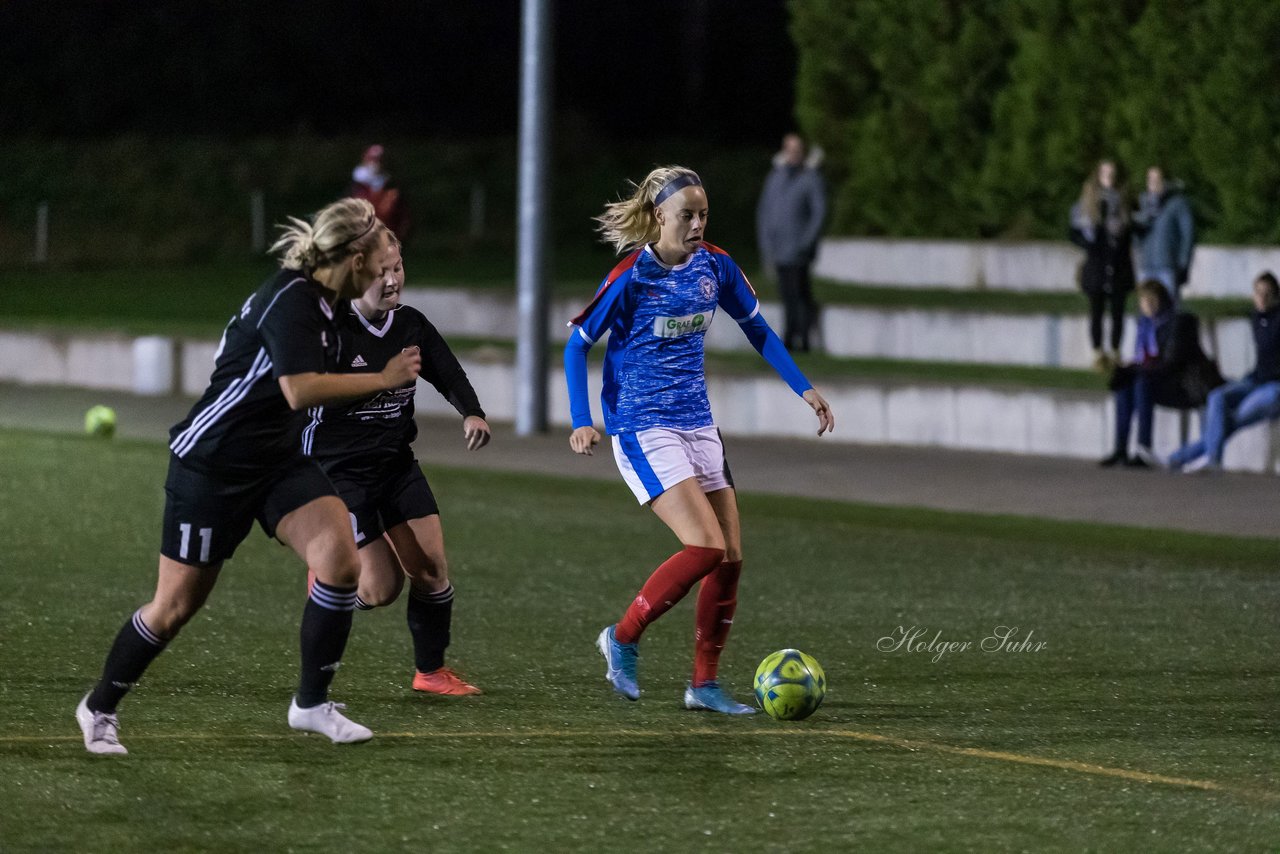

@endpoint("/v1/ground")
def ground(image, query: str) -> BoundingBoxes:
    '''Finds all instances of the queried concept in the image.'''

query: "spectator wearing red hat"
[351,144,411,242]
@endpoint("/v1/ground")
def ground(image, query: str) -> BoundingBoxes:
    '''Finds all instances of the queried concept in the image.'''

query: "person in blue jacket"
[1167,272,1280,473]
[1132,166,1195,304]
[564,165,835,715]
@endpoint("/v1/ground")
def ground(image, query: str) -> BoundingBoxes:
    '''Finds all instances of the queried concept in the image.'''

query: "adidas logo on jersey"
[351,355,367,368]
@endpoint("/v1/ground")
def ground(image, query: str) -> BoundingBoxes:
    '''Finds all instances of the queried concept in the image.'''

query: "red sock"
[615,545,725,644]
[692,560,742,686]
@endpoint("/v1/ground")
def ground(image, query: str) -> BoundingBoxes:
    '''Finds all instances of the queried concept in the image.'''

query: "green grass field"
[1,430,1277,852]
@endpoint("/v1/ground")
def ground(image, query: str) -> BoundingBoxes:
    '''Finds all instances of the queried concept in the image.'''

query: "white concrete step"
[397,287,1256,377]
[814,237,1280,298]
[2,327,1275,474]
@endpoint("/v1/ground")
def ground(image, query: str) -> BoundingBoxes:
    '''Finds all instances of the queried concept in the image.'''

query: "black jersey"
[169,269,342,476]
[304,303,484,468]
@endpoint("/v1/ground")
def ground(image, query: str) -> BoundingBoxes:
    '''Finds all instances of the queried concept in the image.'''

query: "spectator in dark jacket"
[1102,280,1223,468]
[1167,272,1280,473]
[757,133,827,352]
[1132,166,1195,304]
[1070,160,1134,370]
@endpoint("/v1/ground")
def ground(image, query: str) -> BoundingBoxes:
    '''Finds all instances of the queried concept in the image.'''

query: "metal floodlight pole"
[515,0,552,436]
[35,201,49,264]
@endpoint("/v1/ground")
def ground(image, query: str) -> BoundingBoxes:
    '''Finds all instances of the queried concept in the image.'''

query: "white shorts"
[611,426,734,504]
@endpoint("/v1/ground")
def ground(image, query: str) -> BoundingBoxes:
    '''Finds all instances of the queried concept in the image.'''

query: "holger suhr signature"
[876,625,1047,663]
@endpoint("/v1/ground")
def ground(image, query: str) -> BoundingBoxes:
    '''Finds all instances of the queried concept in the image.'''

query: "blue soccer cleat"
[596,625,640,700]
[684,681,757,715]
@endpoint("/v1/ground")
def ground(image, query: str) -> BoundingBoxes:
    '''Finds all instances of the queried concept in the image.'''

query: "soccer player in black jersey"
[76,199,422,753]
[305,237,489,695]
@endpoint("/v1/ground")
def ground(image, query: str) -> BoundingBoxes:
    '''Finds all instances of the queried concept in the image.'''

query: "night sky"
[1,0,798,142]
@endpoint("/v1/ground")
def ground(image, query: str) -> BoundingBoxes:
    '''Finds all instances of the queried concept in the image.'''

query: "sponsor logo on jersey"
[654,311,711,338]
[353,387,413,419]
[351,354,367,367]
[240,294,255,319]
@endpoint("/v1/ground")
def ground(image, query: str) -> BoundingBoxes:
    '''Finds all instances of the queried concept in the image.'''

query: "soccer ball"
[754,648,826,721]
[84,405,117,438]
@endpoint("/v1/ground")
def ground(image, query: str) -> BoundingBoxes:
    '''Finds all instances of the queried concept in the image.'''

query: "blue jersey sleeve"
[565,267,633,428]
[713,250,812,397]
[564,331,594,428]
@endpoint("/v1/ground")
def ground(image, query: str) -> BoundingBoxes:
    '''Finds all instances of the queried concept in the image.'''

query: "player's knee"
[691,531,727,554]
[410,551,449,587]
[686,542,726,566]
[314,546,361,588]
[141,598,199,638]
[358,572,403,607]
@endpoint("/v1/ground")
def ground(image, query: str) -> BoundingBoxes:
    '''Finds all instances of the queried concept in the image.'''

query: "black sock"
[86,609,169,714]
[407,584,454,674]
[296,580,357,708]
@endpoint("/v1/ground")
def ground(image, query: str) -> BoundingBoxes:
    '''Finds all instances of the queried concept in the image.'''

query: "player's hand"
[570,426,601,456]
[382,346,421,388]
[463,415,491,451]
[803,388,835,436]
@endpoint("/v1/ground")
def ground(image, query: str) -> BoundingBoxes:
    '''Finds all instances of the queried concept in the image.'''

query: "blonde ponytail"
[594,166,700,254]
[270,197,388,270]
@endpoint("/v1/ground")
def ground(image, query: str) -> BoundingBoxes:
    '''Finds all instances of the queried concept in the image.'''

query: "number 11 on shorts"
[178,522,212,564]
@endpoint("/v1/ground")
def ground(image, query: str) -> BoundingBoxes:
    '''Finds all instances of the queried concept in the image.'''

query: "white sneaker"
[76,694,128,755]
[1182,457,1222,475]
[287,698,372,744]
[1132,446,1164,468]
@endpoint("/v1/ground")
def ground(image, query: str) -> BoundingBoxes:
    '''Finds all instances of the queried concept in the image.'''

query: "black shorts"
[160,453,338,567]
[327,457,439,548]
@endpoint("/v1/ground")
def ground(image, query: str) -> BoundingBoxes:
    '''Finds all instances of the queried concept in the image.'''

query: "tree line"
[791,0,1280,244]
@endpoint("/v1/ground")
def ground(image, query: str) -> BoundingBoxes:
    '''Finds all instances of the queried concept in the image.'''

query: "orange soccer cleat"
[412,667,482,696]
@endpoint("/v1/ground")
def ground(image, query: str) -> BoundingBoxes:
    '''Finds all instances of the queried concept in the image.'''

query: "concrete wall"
[819,308,1253,376]
[0,331,173,393]
[814,237,1280,299]
[3,328,1275,473]
[420,353,1276,473]
[401,288,1255,375]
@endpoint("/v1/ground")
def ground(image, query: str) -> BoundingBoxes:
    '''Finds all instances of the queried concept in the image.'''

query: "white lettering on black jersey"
[305,303,485,471]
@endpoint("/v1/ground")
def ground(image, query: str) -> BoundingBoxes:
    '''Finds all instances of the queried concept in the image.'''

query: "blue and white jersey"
[566,243,810,434]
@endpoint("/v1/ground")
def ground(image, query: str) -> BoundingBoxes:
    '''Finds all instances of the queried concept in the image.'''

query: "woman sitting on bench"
[1102,279,1224,468]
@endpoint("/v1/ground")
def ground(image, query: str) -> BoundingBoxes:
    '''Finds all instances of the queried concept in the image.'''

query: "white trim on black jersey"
[255,277,308,328]
[170,347,274,457]
[301,405,324,456]
[352,304,399,338]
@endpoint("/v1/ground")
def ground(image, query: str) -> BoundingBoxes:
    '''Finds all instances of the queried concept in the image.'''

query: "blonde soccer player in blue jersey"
[565,166,835,714]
